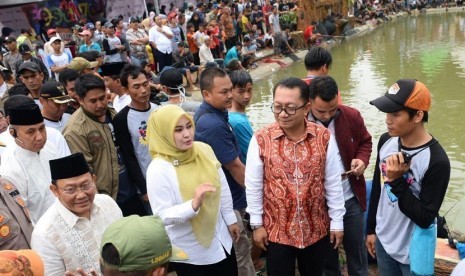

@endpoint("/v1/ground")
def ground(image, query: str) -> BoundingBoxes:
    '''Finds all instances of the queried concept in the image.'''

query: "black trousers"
[156,49,173,72]
[117,193,147,217]
[171,247,238,276]
[266,235,330,276]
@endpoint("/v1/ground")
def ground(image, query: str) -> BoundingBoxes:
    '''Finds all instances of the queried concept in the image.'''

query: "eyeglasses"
[270,103,307,115]
[59,183,95,195]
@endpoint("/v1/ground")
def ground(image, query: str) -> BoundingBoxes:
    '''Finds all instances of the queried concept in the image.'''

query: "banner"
[0,6,30,31]
[105,0,146,22]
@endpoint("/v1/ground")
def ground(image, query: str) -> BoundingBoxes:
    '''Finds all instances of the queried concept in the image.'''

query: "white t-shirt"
[127,103,158,178]
[48,52,72,81]
[43,113,71,132]
[149,25,173,54]
[105,36,124,63]
[199,44,214,65]
[112,94,131,113]
[0,82,8,98]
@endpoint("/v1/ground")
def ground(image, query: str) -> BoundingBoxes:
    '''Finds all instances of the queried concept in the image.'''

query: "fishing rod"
[319,34,346,38]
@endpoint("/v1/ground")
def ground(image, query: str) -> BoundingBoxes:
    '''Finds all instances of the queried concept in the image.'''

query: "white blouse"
[147,158,237,265]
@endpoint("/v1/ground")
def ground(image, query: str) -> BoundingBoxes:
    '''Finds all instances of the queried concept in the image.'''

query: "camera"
[402,151,412,164]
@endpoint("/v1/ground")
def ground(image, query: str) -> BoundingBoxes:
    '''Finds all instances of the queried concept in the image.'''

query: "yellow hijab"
[147,105,221,248]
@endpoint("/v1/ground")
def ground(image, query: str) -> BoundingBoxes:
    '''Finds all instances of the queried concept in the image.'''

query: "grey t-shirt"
[161,100,201,117]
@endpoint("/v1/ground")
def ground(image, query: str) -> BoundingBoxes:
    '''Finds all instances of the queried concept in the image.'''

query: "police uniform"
[0,178,33,250]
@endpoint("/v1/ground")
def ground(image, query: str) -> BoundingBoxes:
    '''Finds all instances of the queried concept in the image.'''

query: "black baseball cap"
[2,27,14,37]
[18,62,42,75]
[100,62,126,77]
[4,36,16,43]
[370,79,431,113]
[156,67,183,92]
[40,81,73,104]
[18,43,32,55]
[129,16,140,23]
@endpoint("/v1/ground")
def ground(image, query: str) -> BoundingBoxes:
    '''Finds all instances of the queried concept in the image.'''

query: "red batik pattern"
[256,122,331,248]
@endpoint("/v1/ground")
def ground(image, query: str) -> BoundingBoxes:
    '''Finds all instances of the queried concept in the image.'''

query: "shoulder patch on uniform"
[87,130,105,149]
[0,225,10,238]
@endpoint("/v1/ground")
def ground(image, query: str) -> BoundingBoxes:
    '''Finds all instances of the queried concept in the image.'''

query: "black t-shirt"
[279,3,289,11]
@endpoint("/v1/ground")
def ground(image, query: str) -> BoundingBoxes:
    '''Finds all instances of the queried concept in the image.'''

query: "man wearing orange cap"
[367,79,450,276]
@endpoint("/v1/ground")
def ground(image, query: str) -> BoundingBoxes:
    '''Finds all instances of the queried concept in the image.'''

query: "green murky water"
[249,11,465,216]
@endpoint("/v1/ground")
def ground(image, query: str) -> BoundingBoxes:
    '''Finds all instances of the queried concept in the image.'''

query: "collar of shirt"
[56,197,101,228]
[82,107,115,123]
[201,101,228,121]
[271,119,317,140]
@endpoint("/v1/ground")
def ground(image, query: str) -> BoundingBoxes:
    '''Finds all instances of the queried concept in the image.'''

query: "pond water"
[248,11,465,216]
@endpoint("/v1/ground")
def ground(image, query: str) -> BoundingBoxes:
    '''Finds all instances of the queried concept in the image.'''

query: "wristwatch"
[251,225,262,230]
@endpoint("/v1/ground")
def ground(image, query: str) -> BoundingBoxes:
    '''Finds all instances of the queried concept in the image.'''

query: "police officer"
[0,177,33,250]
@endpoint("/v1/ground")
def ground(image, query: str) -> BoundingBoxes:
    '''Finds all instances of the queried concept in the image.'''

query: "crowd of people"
[0,0,307,85]
[0,0,462,275]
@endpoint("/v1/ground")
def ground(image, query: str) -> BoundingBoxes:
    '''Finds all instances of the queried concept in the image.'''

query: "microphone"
[15,137,24,144]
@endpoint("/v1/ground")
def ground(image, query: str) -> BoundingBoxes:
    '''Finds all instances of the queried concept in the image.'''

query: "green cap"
[68,57,98,72]
[101,215,188,272]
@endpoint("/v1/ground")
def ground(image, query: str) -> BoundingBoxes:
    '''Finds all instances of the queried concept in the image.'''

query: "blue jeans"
[375,238,411,276]
[324,197,368,276]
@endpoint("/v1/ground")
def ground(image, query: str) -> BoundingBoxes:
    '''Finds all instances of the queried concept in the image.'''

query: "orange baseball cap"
[0,250,44,276]
[370,79,431,113]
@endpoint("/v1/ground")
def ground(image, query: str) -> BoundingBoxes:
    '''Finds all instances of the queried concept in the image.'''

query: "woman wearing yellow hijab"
[146,105,240,276]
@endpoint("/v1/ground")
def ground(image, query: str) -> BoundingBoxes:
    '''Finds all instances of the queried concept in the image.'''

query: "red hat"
[79,30,92,36]
[168,12,177,21]
[47,29,57,36]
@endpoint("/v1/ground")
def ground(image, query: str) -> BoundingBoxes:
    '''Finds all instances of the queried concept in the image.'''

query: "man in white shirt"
[46,37,72,81]
[199,36,224,68]
[0,95,71,157]
[0,66,13,109]
[100,62,131,112]
[44,29,65,56]
[149,15,174,72]
[39,81,72,132]
[31,152,122,275]
[245,77,345,275]
[0,103,60,224]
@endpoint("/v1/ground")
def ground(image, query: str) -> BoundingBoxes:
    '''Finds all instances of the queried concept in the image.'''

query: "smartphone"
[341,170,354,180]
